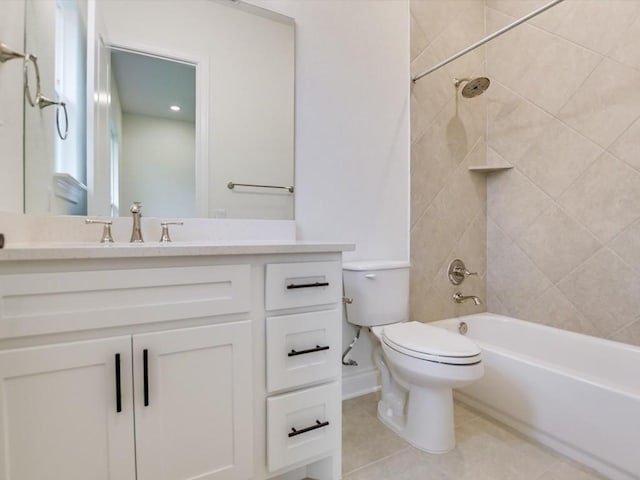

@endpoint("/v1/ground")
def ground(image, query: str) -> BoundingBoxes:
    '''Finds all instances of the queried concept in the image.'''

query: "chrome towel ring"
[37,94,69,140]
[1,42,69,140]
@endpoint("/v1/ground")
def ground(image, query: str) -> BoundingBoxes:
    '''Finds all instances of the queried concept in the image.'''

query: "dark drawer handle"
[288,420,330,438]
[288,345,330,357]
[286,282,329,290]
[115,353,122,413]
[143,349,149,407]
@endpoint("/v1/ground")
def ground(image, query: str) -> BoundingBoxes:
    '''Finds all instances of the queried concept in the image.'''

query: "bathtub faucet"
[453,291,482,306]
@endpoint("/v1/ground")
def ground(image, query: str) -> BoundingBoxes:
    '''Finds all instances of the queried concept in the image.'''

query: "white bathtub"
[432,313,640,480]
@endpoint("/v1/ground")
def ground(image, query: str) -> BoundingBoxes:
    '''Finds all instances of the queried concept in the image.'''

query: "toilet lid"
[382,321,481,362]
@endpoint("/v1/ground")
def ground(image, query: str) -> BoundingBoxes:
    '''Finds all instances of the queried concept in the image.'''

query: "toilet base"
[377,385,455,454]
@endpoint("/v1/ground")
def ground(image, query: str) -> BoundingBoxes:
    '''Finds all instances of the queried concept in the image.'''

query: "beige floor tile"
[342,395,605,480]
[537,458,607,480]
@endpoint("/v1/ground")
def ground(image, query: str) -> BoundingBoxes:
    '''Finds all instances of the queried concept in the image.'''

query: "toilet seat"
[381,322,481,366]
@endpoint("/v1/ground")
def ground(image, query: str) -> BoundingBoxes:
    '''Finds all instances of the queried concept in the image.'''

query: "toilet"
[343,260,484,454]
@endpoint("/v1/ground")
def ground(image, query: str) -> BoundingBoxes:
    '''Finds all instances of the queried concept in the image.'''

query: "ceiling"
[110,48,196,123]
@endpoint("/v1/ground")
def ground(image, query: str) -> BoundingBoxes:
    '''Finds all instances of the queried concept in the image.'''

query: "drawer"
[267,381,340,472]
[266,309,341,392]
[265,261,342,311]
[0,265,251,338]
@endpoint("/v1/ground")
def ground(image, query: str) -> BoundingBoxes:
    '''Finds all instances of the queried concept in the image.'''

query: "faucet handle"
[130,202,142,214]
[85,219,114,243]
[447,259,477,285]
[159,221,184,243]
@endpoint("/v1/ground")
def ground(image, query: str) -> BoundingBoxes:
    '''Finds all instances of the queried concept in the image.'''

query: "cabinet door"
[0,336,135,480]
[133,321,252,480]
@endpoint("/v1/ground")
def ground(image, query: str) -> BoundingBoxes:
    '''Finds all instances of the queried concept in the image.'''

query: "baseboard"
[341,367,380,400]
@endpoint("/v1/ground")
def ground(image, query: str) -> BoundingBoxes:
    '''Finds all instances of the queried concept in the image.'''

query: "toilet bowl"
[343,261,484,453]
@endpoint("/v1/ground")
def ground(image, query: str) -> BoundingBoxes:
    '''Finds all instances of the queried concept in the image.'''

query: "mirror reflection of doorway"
[109,48,196,218]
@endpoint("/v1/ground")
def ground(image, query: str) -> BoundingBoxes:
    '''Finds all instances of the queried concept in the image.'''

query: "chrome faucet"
[130,202,144,243]
[453,291,482,306]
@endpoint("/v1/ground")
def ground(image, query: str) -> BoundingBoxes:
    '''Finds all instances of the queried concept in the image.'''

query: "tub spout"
[453,291,482,305]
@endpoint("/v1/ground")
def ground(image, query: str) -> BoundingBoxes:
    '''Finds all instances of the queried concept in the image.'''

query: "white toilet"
[343,261,484,454]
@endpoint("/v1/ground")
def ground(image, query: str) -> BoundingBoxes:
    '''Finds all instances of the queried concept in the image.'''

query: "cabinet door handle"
[288,420,330,438]
[115,353,122,413]
[286,281,329,289]
[288,345,330,357]
[143,349,149,407]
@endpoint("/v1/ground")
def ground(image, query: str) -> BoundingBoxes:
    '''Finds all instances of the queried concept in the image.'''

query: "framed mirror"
[22,0,295,220]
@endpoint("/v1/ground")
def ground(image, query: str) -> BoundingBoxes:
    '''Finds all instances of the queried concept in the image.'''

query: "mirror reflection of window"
[109,49,196,218]
[55,0,87,206]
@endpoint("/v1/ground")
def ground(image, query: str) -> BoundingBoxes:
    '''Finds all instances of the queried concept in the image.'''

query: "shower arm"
[412,0,566,83]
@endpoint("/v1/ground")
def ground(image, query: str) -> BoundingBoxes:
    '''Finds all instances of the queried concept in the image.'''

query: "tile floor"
[342,392,606,480]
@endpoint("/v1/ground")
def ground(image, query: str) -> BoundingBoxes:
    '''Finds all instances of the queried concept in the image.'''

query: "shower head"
[454,77,490,98]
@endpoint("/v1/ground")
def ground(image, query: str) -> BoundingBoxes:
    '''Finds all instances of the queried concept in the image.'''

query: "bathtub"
[431,313,640,480]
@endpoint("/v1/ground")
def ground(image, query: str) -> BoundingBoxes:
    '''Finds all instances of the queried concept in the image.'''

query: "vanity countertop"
[0,241,355,261]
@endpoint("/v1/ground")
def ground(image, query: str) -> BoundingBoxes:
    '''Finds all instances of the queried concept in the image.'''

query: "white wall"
[250,0,411,397]
[252,0,410,262]
[0,0,25,213]
[120,113,196,219]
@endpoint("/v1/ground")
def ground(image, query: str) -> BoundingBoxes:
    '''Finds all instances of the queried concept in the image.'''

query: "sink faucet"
[453,291,482,306]
[130,202,144,243]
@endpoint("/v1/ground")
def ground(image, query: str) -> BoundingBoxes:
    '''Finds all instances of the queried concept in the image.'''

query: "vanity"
[0,242,352,480]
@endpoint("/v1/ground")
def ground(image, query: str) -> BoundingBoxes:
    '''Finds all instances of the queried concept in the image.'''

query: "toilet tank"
[343,260,410,327]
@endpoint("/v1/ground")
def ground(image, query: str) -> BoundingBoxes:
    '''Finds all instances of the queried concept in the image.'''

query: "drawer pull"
[288,420,330,438]
[288,345,330,357]
[143,349,150,407]
[115,353,122,413]
[286,282,329,290]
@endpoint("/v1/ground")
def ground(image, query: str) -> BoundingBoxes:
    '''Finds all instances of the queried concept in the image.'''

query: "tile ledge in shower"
[468,165,514,173]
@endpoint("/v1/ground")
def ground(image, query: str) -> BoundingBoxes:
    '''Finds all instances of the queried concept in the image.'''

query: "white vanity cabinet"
[0,244,349,480]
[264,261,343,478]
[0,335,137,480]
[0,322,251,480]
[0,261,253,480]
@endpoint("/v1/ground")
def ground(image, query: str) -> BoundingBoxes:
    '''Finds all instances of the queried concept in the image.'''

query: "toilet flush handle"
[365,273,377,279]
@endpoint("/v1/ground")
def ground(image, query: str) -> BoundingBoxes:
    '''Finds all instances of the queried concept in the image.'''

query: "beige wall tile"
[609,220,640,275]
[609,14,640,71]
[553,0,640,56]
[485,147,512,169]
[558,58,640,149]
[608,318,640,347]
[411,48,456,128]
[487,8,602,115]
[432,141,487,240]
[488,231,552,313]
[411,204,457,288]
[410,13,429,62]
[608,117,640,172]
[411,0,479,48]
[515,286,601,337]
[428,4,486,80]
[558,152,640,243]
[486,0,571,32]
[411,97,476,227]
[487,168,554,241]
[517,207,602,283]
[487,82,553,163]
[557,248,640,336]
[410,0,487,325]
[516,118,603,199]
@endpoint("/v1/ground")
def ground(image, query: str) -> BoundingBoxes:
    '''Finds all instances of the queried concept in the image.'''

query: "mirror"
[22,0,295,220]
[109,49,197,218]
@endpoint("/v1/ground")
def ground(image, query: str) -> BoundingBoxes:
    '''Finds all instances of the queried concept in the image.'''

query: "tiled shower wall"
[411,0,640,347]
[486,0,640,346]
[409,0,487,322]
